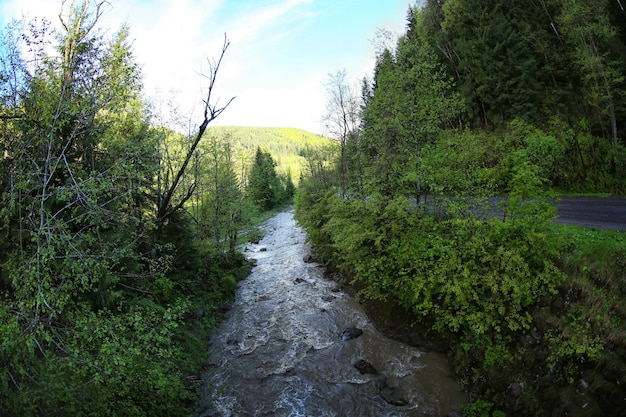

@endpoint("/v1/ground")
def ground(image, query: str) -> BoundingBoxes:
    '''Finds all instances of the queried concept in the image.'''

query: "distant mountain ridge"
[208,126,334,182]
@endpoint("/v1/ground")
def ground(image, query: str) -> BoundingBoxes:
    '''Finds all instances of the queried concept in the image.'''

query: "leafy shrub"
[307,191,564,346]
[461,399,506,417]
[0,300,193,417]
[221,274,237,294]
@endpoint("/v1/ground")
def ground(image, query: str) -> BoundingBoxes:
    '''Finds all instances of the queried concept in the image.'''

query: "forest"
[2,0,626,416]
[207,126,332,185]
[295,0,626,416]
[0,2,312,416]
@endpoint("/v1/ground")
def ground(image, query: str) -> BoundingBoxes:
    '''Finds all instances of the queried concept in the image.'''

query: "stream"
[198,210,467,417]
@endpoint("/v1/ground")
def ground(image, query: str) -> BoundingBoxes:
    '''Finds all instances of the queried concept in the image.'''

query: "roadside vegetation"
[295,1,626,416]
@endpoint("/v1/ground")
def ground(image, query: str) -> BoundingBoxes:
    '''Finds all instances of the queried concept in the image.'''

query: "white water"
[198,210,467,416]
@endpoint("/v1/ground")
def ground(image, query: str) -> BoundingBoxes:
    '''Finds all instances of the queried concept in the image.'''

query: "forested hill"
[208,126,333,182]
[348,0,626,194]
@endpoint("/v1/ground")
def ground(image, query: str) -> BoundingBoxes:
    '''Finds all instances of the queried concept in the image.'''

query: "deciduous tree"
[323,69,360,195]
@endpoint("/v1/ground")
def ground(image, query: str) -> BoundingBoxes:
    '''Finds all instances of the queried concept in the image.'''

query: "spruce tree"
[248,147,283,210]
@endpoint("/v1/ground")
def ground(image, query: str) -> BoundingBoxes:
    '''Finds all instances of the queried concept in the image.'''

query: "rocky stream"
[197,210,467,416]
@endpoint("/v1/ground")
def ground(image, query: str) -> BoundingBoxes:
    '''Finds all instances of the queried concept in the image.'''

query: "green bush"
[461,399,506,417]
[0,301,192,417]
[304,191,564,346]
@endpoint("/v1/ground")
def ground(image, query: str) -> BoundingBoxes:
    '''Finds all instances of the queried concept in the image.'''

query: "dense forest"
[0,2,313,415]
[207,126,332,185]
[296,0,626,416]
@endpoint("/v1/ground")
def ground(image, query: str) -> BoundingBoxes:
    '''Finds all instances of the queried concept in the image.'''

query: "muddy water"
[198,210,467,417]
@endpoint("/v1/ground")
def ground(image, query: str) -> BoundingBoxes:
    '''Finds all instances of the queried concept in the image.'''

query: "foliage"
[0,4,252,416]
[305,192,563,340]
[419,129,498,197]
[323,69,361,195]
[0,302,191,416]
[192,133,246,254]
[548,224,626,384]
[207,126,333,185]
[296,174,626,416]
[461,400,506,417]
[247,147,290,211]
[294,3,626,415]
[401,0,626,193]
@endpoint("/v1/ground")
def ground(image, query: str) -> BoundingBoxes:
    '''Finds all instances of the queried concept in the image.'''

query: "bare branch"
[156,34,235,230]
[202,33,237,122]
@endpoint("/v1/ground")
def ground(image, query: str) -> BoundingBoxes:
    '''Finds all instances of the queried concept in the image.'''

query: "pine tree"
[247,147,283,210]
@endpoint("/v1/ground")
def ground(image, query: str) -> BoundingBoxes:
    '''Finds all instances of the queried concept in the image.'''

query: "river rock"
[354,359,377,375]
[341,327,363,341]
[374,376,408,407]
[303,254,314,263]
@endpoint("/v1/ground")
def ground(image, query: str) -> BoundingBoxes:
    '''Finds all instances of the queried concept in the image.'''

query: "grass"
[550,223,626,374]
[552,223,626,262]
[553,191,616,198]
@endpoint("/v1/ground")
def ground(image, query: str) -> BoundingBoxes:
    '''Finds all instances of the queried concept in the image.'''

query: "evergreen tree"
[248,147,284,210]
[555,0,624,146]
[0,3,169,413]
[441,0,540,126]
[358,9,461,200]
[283,170,296,198]
[359,49,405,197]
[0,2,228,413]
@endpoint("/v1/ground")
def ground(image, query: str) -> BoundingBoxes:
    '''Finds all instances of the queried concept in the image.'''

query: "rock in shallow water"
[341,327,363,341]
[354,359,377,375]
[374,376,408,407]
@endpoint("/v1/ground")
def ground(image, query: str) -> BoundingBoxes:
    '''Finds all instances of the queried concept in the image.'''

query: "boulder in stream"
[341,327,363,341]
[353,359,377,375]
[374,376,409,407]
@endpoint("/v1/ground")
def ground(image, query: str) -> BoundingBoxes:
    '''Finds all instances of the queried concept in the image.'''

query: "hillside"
[207,126,335,183]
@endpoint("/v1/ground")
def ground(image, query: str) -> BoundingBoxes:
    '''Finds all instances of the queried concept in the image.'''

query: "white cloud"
[213,72,326,134]
[227,0,313,44]
[117,0,320,129]
[0,0,406,133]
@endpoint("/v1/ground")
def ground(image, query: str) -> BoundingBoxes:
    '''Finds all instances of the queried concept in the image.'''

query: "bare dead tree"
[155,34,235,238]
[323,69,360,195]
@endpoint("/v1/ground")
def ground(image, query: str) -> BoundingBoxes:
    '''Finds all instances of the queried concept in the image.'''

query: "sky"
[0,0,410,134]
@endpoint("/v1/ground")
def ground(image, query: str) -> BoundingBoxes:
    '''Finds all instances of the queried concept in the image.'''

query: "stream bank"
[197,210,467,416]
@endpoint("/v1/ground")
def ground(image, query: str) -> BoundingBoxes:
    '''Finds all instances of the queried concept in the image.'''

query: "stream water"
[198,210,467,417]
